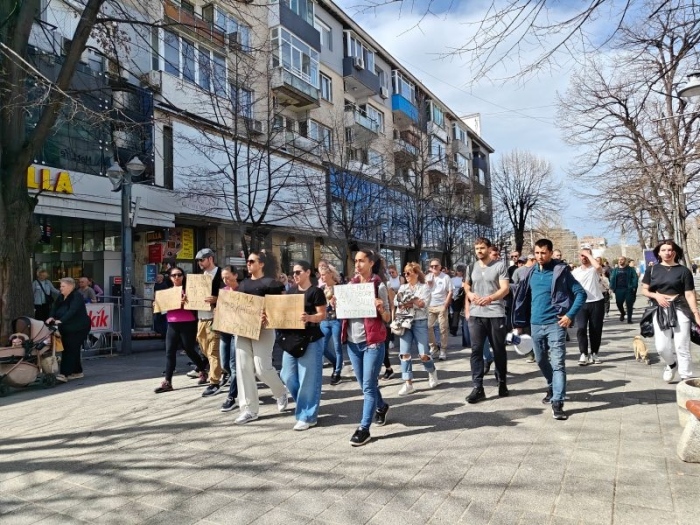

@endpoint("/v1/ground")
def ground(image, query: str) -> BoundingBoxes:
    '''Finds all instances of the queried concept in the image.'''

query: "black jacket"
[50,289,91,333]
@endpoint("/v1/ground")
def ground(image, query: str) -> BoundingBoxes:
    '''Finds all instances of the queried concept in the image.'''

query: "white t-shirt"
[427,272,453,306]
[389,275,401,293]
[572,266,604,303]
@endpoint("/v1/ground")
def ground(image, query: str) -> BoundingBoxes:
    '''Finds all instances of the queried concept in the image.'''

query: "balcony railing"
[271,67,320,105]
[391,93,419,123]
[164,1,225,47]
[345,106,379,134]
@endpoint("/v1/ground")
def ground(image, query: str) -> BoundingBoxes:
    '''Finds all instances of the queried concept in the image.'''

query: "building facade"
[28,0,494,324]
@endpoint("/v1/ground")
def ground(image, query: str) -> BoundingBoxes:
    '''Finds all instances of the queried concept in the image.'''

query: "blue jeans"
[347,341,387,430]
[531,323,567,403]
[399,319,435,380]
[220,333,238,399]
[280,338,323,424]
[320,319,343,374]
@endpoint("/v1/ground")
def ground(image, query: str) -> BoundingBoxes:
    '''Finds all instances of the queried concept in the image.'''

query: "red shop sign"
[148,243,164,263]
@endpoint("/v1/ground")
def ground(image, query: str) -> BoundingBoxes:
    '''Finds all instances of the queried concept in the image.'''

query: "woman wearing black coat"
[46,277,91,382]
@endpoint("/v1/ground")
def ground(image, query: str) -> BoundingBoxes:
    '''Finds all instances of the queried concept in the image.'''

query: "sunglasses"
[170,273,183,278]
[430,264,440,268]
[292,270,304,276]
[247,259,258,264]
[403,272,412,276]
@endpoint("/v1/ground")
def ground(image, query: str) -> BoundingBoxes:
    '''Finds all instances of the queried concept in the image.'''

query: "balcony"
[427,121,448,143]
[345,105,379,144]
[451,139,471,157]
[393,139,418,157]
[270,67,320,109]
[268,2,320,51]
[427,155,448,175]
[391,93,419,129]
[164,1,225,48]
[343,56,380,99]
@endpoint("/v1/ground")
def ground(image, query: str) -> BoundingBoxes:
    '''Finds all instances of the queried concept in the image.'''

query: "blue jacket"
[512,259,586,328]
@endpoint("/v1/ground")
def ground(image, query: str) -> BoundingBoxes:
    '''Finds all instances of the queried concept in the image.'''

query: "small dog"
[633,335,650,365]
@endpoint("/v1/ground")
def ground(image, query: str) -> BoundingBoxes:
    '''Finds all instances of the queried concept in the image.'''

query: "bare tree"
[491,149,560,253]
[558,2,700,264]
[348,0,655,79]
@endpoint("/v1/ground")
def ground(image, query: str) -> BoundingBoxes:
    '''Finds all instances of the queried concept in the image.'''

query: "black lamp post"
[106,156,145,355]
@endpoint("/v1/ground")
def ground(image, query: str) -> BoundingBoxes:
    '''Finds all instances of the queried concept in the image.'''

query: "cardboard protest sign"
[334,283,377,319]
[154,286,182,314]
[213,290,264,340]
[184,274,212,311]
[264,294,305,329]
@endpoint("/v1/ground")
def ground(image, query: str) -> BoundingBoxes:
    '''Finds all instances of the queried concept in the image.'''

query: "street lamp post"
[106,156,145,355]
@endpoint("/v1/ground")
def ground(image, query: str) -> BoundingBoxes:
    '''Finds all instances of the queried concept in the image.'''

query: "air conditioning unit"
[353,56,365,70]
[140,70,162,92]
[249,119,263,134]
[380,86,389,99]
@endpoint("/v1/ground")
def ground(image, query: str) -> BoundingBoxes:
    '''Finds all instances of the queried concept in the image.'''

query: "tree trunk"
[0,186,37,339]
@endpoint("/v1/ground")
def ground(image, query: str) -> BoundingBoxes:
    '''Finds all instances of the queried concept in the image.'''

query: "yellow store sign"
[27,166,74,194]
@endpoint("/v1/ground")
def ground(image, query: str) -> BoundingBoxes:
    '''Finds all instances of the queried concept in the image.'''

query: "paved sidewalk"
[0,307,698,524]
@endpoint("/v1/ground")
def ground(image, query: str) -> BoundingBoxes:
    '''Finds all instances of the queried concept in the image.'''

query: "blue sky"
[335,0,623,241]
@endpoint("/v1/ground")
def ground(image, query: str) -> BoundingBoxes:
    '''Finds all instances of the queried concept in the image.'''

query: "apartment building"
[27,0,494,299]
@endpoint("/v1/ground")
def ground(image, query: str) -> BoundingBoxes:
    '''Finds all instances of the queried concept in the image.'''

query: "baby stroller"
[0,317,60,396]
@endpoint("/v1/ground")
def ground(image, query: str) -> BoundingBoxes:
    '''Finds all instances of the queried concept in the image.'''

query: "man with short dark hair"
[194,248,224,397]
[512,239,586,420]
[426,259,453,360]
[463,237,511,403]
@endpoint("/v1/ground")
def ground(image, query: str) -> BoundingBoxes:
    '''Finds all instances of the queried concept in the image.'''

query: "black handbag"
[657,303,678,330]
[276,330,311,358]
[691,321,700,346]
[639,305,656,338]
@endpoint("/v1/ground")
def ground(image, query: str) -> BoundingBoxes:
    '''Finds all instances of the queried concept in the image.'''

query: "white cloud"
[335,0,614,241]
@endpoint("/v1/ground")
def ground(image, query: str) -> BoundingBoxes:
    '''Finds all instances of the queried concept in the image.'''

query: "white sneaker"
[663,364,677,383]
[293,420,317,431]
[234,410,258,424]
[428,370,439,388]
[578,354,588,366]
[186,369,199,378]
[277,392,289,412]
[591,354,601,364]
[438,351,447,361]
[398,382,415,396]
[587,354,595,365]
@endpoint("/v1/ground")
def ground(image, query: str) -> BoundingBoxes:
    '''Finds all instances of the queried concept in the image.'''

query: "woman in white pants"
[234,251,289,424]
[641,240,699,383]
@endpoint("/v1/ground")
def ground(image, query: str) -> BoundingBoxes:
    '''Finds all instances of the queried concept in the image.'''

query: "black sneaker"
[374,404,390,426]
[552,402,568,420]
[220,372,230,387]
[619,314,625,322]
[542,389,553,404]
[466,387,486,404]
[202,383,221,397]
[220,397,237,412]
[350,427,371,447]
[381,368,394,380]
[498,382,509,397]
[330,372,341,386]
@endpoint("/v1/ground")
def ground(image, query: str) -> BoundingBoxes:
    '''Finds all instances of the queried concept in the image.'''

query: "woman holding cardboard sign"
[153,267,209,393]
[341,249,391,447]
[279,261,327,431]
[234,251,289,425]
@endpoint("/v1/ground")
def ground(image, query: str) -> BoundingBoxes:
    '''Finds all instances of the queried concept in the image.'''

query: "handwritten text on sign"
[213,290,264,340]
[154,286,183,313]
[185,274,212,311]
[334,283,377,319]
[265,294,305,329]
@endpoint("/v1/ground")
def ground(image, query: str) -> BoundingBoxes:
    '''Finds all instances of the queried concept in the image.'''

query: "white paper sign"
[334,283,377,319]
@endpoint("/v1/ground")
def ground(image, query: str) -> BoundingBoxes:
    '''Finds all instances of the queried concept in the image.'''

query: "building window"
[315,18,332,51]
[453,125,467,144]
[230,85,253,119]
[368,149,383,168]
[320,73,332,102]
[163,125,174,190]
[430,136,446,159]
[365,105,384,133]
[271,27,320,88]
[454,153,468,174]
[308,120,332,151]
[429,101,444,128]
[202,5,252,52]
[345,33,375,72]
[376,67,387,90]
[282,0,314,26]
[392,70,415,103]
[182,38,196,84]
[197,48,210,90]
[164,30,179,76]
